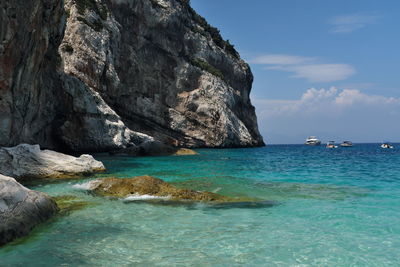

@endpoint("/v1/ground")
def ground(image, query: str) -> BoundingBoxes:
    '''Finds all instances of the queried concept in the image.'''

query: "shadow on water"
[95,155,151,171]
[1,204,128,256]
[122,199,278,210]
[202,200,277,210]
[173,178,371,201]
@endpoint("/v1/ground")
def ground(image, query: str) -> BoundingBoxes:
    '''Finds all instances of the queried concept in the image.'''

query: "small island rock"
[83,175,254,203]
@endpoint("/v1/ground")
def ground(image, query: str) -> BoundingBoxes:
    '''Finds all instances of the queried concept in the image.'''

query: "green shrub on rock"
[178,0,239,59]
[190,58,224,80]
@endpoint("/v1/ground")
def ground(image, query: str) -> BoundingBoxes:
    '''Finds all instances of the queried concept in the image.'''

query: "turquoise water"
[1,144,400,266]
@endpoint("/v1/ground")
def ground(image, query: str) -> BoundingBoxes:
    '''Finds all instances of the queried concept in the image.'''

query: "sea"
[1,144,400,266]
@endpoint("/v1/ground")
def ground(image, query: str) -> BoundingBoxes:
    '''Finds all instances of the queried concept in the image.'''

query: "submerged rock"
[53,195,95,215]
[0,144,105,180]
[0,174,59,246]
[173,148,198,156]
[80,175,257,203]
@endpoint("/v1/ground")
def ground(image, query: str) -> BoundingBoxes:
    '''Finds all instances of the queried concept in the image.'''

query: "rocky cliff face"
[0,0,264,152]
[0,0,65,149]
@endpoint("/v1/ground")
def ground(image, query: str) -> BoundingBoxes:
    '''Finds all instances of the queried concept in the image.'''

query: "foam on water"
[72,180,100,190]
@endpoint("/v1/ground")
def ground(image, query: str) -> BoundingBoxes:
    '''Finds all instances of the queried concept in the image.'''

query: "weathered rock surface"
[0,0,264,152]
[0,144,105,180]
[0,0,65,149]
[0,174,59,246]
[80,175,254,203]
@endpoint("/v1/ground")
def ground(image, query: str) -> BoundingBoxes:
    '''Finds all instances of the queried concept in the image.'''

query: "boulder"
[0,174,59,246]
[0,144,105,180]
[81,175,254,203]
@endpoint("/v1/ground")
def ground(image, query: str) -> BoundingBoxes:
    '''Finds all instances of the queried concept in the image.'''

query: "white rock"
[0,174,58,246]
[0,144,106,180]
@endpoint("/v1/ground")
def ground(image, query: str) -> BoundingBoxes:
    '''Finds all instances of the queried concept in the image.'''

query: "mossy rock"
[172,148,198,156]
[89,175,258,203]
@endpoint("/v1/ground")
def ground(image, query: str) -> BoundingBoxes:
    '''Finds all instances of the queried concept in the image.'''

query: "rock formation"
[0,144,105,180]
[0,174,59,246]
[0,0,264,152]
[78,175,253,202]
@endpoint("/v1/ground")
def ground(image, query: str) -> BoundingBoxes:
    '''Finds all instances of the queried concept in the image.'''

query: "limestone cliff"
[0,0,264,152]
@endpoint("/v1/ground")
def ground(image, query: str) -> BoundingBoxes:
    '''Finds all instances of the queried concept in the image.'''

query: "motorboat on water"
[305,136,321,146]
[340,141,353,147]
[381,142,394,149]
[326,141,338,148]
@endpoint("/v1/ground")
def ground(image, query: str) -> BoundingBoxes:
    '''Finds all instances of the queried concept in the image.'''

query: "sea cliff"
[0,0,263,152]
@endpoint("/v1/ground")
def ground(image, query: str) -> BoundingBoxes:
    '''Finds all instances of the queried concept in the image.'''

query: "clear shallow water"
[1,144,400,266]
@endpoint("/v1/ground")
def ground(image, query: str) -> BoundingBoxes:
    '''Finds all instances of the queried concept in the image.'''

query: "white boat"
[381,142,394,149]
[326,141,337,148]
[340,141,353,147]
[305,136,321,146]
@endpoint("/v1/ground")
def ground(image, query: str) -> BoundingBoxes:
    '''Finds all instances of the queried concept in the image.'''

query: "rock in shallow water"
[79,175,259,203]
[0,174,59,246]
[0,144,105,180]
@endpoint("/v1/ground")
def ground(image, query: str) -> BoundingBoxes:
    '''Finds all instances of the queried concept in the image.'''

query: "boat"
[326,141,337,148]
[305,136,321,146]
[381,142,394,149]
[340,141,353,147]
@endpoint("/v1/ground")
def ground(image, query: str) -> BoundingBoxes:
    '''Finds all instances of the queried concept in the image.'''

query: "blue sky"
[191,0,400,144]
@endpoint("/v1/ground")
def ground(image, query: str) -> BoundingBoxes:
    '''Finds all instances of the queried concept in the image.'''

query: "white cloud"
[284,64,355,83]
[335,89,400,106]
[329,14,380,33]
[252,54,356,83]
[255,87,400,116]
[253,87,400,143]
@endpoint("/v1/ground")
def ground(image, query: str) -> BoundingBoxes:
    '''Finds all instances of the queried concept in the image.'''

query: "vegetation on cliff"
[190,58,225,80]
[178,0,239,59]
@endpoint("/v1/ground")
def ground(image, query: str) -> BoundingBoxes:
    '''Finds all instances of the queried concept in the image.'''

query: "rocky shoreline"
[0,144,262,246]
[0,0,264,247]
[0,144,106,245]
